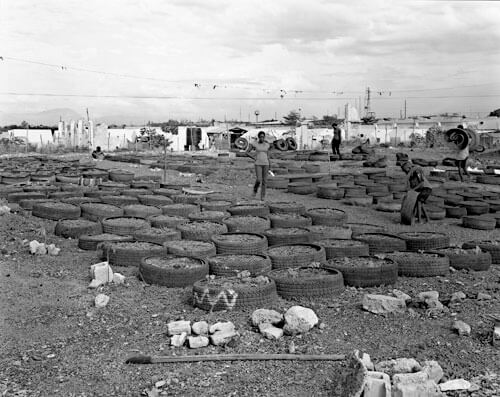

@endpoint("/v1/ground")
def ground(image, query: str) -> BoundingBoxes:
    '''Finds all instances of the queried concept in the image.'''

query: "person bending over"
[401,161,432,223]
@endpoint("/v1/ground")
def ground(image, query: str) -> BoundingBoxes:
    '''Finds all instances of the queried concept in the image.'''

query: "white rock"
[358,352,374,371]
[392,289,412,303]
[170,332,188,347]
[450,291,466,303]
[210,330,238,346]
[191,321,209,335]
[90,262,114,284]
[422,360,444,383]
[209,321,235,334]
[283,306,319,335]
[95,293,110,308]
[393,380,443,397]
[251,309,283,327]
[46,244,60,256]
[364,371,391,397]
[88,279,104,289]
[494,324,500,346]
[439,379,471,392]
[362,294,406,315]
[188,335,209,349]
[167,320,191,336]
[258,323,283,340]
[376,358,421,376]
[29,240,47,255]
[393,371,429,385]
[155,380,166,388]
[112,273,125,284]
[453,320,471,336]
[477,292,492,301]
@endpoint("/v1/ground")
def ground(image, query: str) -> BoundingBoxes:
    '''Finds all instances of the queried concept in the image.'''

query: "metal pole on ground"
[163,139,167,183]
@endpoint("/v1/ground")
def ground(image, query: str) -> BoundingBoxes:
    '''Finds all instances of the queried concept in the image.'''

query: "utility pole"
[404,100,407,119]
[364,87,371,117]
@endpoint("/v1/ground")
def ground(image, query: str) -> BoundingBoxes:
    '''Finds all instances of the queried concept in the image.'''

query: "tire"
[54,219,102,238]
[267,177,289,189]
[462,215,496,230]
[123,204,162,218]
[324,257,397,287]
[101,216,151,236]
[222,216,271,233]
[485,200,500,212]
[102,241,168,267]
[287,182,317,195]
[177,221,228,242]
[208,254,272,276]
[152,188,181,197]
[172,194,203,205]
[430,248,491,271]
[228,204,270,217]
[81,203,124,222]
[266,243,326,269]
[192,277,278,311]
[274,139,288,151]
[138,194,173,207]
[78,234,134,251]
[18,198,52,210]
[164,240,217,259]
[32,202,81,220]
[100,195,139,207]
[307,225,352,241]
[345,223,385,238]
[7,192,46,204]
[188,211,229,222]
[354,233,406,254]
[161,203,199,217]
[426,205,446,220]
[211,233,268,254]
[235,137,249,150]
[268,213,312,228]
[286,137,297,150]
[477,175,500,185]
[461,201,489,215]
[268,267,344,299]
[398,232,449,251]
[375,202,402,212]
[387,252,449,277]
[148,214,189,228]
[263,227,311,246]
[315,239,369,259]
[200,200,233,212]
[133,227,181,244]
[445,206,467,218]
[268,202,306,215]
[462,241,500,264]
[109,170,134,183]
[139,256,209,287]
[306,207,347,226]
[317,184,345,200]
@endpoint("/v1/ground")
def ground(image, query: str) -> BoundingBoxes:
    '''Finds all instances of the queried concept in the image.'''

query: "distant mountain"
[0,108,83,126]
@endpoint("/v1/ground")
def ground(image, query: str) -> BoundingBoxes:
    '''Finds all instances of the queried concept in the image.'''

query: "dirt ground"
[0,146,499,396]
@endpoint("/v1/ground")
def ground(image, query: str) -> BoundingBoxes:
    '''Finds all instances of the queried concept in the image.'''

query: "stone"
[422,361,444,383]
[29,240,46,255]
[418,291,439,301]
[364,371,391,397]
[375,358,421,376]
[46,244,60,256]
[393,380,443,397]
[355,350,374,371]
[88,279,104,289]
[89,262,114,285]
[251,309,283,327]
[450,291,466,303]
[453,320,471,336]
[209,321,235,334]
[210,329,238,346]
[362,295,406,315]
[283,306,319,335]
[187,335,209,349]
[477,292,492,301]
[191,321,209,335]
[167,320,191,336]
[170,332,188,347]
[113,273,125,284]
[393,289,412,303]
[155,380,166,388]
[439,379,471,392]
[425,299,444,310]
[258,323,283,340]
[393,371,429,385]
[94,293,110,308]
[493,324,500,346]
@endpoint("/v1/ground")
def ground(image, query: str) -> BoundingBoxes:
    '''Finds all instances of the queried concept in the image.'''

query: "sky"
[1,0,500,124]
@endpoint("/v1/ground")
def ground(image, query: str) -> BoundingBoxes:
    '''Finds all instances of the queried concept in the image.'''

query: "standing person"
[246,131,270,200]
[401,161,432,223]
[331,123,342,158]
[443,125,470,182]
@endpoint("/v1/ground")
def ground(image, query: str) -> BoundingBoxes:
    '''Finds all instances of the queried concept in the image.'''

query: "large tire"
[101,216,151,236]
[306,207,347,226]
[387,252,449,277]
[268,202,306,215]
[164,240,216,259]
[345,223,385,238]
[268,267,344,299]
[177,221,228,242]
[266,243,326,269]
[208,254,272,276]
[287,182,317,195]
[263,227,311,246]
[228,204,270,217]
[32,202,81,220]
[211,233,268,254]
[102,241,168,267]
[354,233,406,254]
[462,240,500,264]
[307,225,352,241]
[324,257,397,287]
[188,211,229,223]
[123,204,162,218]
[161,203,199,217]
[78,233,133,251]
[7,192,46,204]
[192,277,278,311]
[445,206,467,218]
[138,194,173,207]
[81,203,124,222]
[222,215,271,233]
[461,201,489,215]
[109,169,134,183]
[201,200,233,212]
[235,137,249,150]
[286,137,297,150]
[317,184,345,200]
[315,239,369,259]
[133,227,181,244]
[268,213,312,229]
[462,215,496,230]
[398,232,449,251]
[430,248,491,271]
[100,195,139,207]
[274,139,288,151]
[54,219,102,239]
[148,214,189,228]
[139,256,209,287]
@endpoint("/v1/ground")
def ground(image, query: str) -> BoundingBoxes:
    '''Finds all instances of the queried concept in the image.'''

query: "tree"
[283,110,301,125]
[489,108,500,117]
[322,115,338,126]
[20,120,29,128]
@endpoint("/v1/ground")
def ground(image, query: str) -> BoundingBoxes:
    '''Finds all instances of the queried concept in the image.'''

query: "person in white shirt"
[246,131,271,200]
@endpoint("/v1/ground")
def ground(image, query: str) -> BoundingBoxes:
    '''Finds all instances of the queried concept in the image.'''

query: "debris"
[422,360,444,383]
[393,371,429,385]
[364,371,391,397]
[251,309,283,327]
[46,244,60,256]
[170,332,188,347]
[94,293,110,308]
[154,380,166,388]
[283,306,319,335]
[167,320,191,336]
[477,292,492,301]
[356,351,374,371]
[288,341,296,354]
[392,289,412,303]
[187,335,209,349]
[439,379,471,392]
[375,358,421,376]
[453,320,471,336]
[191,321,209,335]
[29,240,47,255]
[88,279,103,289]
[362,294,406,315]
[392,380,442,397]
[209,321,235,334]
[112,273,125,284]
[0,205,10,215]
[494,324,500,346]
[258,323,283,340]
[209,322,237,346]
[450,291,466,303]
[89,262,114,285]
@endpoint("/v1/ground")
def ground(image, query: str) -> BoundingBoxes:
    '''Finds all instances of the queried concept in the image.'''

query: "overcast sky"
[1,0,500,123]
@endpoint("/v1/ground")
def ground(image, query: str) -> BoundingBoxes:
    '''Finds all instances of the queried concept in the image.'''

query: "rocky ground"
[0,146,499,396]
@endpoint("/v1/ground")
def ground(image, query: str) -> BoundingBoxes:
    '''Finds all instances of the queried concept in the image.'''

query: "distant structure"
[56,119,94,148]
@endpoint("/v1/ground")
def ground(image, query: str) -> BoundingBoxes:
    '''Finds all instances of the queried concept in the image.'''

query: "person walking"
[331,123,342,158]
[246,131,271,200]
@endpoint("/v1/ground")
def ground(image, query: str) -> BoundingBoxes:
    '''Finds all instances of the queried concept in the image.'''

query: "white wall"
[7,129,54,147]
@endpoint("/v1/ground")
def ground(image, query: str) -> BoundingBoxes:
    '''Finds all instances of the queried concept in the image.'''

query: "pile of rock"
[167,320,237,348]
[251,306,319,340]
[28,240,60,256]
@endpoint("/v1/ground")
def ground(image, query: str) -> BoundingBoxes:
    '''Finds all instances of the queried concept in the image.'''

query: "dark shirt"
[332,127,341,142]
